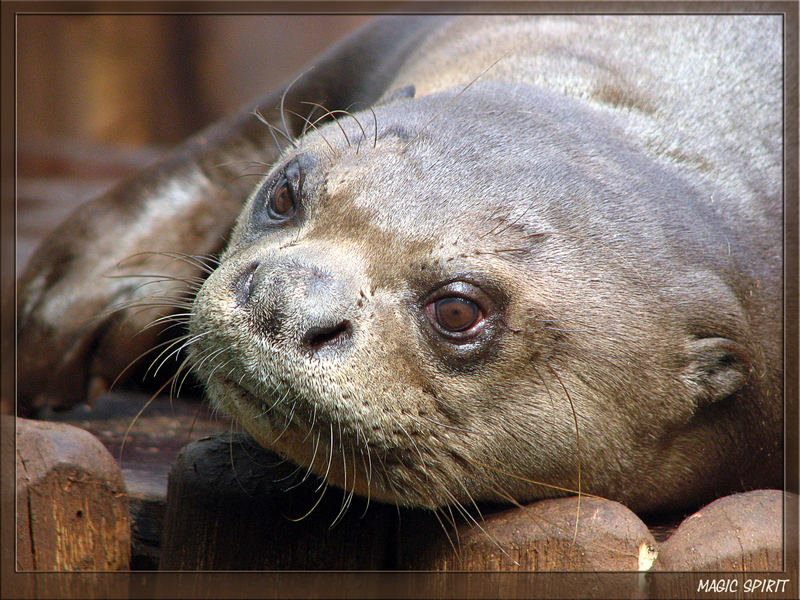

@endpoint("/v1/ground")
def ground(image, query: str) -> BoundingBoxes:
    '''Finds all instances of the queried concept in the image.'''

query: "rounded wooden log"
[13,416,130,570]
[397,495,658,571]
[40,390,234,569]
[159,432,396,570]
[654,489,787,571]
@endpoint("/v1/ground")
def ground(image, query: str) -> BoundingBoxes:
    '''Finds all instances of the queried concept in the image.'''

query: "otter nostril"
[302,320,352,352]
[234,261,260,306]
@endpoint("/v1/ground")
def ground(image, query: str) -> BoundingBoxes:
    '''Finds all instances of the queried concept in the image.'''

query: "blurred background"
[16,14,372,270]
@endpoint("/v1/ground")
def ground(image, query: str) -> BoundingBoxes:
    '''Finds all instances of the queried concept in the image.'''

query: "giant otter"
[18,15,782,514]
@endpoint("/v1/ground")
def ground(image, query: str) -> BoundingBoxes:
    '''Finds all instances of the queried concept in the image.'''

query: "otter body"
[19,16,782,514]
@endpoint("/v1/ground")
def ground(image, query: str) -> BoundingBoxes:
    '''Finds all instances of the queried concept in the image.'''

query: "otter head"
[189,82,758,512]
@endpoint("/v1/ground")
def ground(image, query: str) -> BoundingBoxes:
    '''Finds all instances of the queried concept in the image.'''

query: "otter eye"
[434,297,481,332]
[267,179,296,219]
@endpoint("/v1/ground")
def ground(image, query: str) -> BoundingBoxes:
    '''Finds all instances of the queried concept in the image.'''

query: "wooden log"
[654,489,787,571]
[41,391,232,569]
[396,495,658,572]
[13,416,130,570]
[159,432,397,570]
[154,426,791,577]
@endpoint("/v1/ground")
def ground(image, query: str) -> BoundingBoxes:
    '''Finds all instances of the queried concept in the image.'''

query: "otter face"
[189,84,755,511]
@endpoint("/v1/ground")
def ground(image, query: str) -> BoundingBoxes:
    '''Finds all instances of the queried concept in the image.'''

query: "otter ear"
[377,84,416,106]
[684,338,752,407]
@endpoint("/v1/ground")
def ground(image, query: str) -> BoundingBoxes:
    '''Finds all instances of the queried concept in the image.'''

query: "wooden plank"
[13,416,130,570]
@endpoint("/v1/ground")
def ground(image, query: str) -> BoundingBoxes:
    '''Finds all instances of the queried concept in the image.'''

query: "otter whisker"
[372,452,403,522]
[353,424,373,494]
[451,478,483,522]
[288,476,330,523]
[530,363,559,415]
[122,299,194,316]
[328,418,354,527]
[488,479,637,561]
[301,102,320,138]
[299,399,319,443]
[300,102,352,148]
[298,103,344,131]
[358,444,373,518]
[236,161,276,177]
[103,285,202,310]
[543,327,599,333]
[267,388,291,413]
[402,48,515,151]
[482,204,534,240]
[116,306,194,336]
[139,311,195,334]
[107,332,191,392]
[279,67,314,149]
[344,101,378,150]
[119,374,180,463]
[268,397,297,443]
[186,346,227,381]
[345,454,358,515]
[435,503,465,563]
[296,429,322,485]
[144,333,198,379]
[279,460,312,492]
[337,105,370,154]
[220,158,274,172]
[225,424,259,499]
[409,413,476,434]
[179,402,207,448]
[93,297,193,326]
[148,331,212,380]
[340,105,368,137]
[387,414,429,479]
[254,108,290,154]
[111,296,195,311]
[317,424,335,495]
[475,248,528,255]
[174,353,208,398]
[545,361,583,546]
[443,481,519,567]
[463,456,600,499]
[447,496,518,567]
[285,108,336,156]
[342,110,368,154]
[426,507,460,563]
[104,271,207,287]
[225,364,238,380]
[329,446,359,528]
[117,250,219,275]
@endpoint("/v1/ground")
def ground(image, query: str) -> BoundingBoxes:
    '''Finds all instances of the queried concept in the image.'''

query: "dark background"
[17,15,370,147]
[16,14,371,270]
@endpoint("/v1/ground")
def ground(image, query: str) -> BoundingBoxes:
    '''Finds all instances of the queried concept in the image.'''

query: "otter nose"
[233,257,356,356]
[301,320,352,353]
